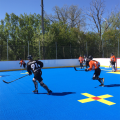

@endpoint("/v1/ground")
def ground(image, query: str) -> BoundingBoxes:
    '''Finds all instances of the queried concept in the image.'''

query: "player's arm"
[85,62,92,71]
[27,63,32,75]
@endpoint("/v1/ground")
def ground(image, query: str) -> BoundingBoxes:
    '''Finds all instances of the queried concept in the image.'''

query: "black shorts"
[34,71,43,82]
[94,68,101,77]
[111,62,115,66]
[86,61,89,67]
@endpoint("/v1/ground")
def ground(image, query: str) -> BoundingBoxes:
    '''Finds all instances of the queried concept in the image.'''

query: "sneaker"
[99,84,104,87]
[47,90,52,95]
[32,90,38,93]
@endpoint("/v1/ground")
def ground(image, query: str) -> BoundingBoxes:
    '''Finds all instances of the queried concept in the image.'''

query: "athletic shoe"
[32,90,38,93]
[99,84,104,87]
[47,90,52,95]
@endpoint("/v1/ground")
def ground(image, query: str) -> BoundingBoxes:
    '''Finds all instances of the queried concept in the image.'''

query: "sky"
[0,0,120,31]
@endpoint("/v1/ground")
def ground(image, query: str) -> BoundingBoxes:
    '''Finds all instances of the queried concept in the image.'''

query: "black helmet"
[111,53,114,56]
[27,55,32,60]
[19,58,22,60]
[88,55,92,60]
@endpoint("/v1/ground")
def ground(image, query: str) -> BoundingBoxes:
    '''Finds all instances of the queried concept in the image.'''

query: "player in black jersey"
[83,55,89,68]
[27,55,52,95]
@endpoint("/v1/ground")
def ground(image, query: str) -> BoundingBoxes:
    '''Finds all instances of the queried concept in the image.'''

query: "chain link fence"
[0,42,120,61]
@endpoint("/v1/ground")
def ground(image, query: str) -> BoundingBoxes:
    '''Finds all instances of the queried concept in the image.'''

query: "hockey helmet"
[27,55,33,60]
[111,53,114,56]
[88,55,93,60]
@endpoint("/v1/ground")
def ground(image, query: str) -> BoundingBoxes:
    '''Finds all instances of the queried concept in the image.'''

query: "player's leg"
[82,62,83,68]
[113,62,116,72]
[92,68,104,86]
[39,81,52,95]
[111,62,115,72]
[86,61,89,68]
[32,78,38,93]
[35,71,52,95]
[80,63,82,69]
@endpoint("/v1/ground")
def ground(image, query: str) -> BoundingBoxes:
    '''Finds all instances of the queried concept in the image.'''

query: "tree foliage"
[0,1,120,60]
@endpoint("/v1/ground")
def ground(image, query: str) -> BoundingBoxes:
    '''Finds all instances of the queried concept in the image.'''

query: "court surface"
[0,67,120,120]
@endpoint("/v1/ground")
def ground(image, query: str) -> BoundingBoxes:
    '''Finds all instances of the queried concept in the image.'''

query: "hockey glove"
[28,71,32,75]
[85,68,89,71]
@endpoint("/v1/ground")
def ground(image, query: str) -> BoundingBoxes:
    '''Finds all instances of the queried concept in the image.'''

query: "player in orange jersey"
[85,56,104,87]
[110,53,116,72]
[19,58,26,68]
[78,55,84,69]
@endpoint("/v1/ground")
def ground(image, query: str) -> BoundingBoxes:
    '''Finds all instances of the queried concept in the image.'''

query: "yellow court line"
[107,72,120,74]
[20,72,28,74]
[20,73,28,74]
[101,69,112,71]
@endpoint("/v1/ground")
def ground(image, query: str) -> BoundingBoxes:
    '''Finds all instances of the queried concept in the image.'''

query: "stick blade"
[3,80,9,84]
[74,67,85,71]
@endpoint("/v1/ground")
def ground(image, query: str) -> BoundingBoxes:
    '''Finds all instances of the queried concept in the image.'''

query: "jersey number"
[31,63,38,70]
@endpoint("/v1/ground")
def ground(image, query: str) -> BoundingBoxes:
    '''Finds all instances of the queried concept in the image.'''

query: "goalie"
[85,56,104,87]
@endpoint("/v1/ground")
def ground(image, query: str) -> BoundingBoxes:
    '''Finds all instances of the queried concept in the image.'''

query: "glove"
[28,71,32,75]
[85,68,89,71]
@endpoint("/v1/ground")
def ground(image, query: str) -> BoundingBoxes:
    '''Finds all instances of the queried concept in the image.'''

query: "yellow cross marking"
[78,93,116,106]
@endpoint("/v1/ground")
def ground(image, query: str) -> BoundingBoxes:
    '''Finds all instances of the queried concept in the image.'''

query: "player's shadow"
[38,92,76,96]
[0,75,10,77]
[104,84,120,87]
[18,92,76,96]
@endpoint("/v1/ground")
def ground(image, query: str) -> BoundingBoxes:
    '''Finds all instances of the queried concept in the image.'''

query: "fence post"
[39,41,41,59]
[86,41,88,56]
[28,41,29,56]
[56,42,57,59]
[24,46,25,60]
[70,42,72,58]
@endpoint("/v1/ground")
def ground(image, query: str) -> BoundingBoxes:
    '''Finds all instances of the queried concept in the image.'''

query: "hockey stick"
[3,74,29,84]
[74,67,85,71]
